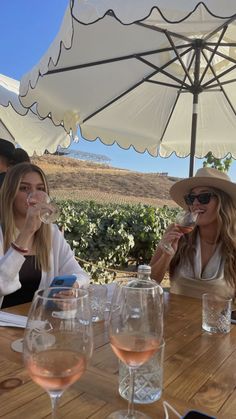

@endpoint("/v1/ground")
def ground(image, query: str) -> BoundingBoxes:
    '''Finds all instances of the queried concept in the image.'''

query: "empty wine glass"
[23,287,93,419]
[160,210,199,255]
[107,278,163,419]
[27,190,60,224]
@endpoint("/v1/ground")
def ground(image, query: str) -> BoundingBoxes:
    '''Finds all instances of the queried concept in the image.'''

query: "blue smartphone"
[182,411,216,418]
[47,274,77,304]
[50,274,77,289]
[50,275,77,294]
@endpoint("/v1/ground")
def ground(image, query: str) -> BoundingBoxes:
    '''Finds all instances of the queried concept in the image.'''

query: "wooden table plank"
[219,388,236,417]
[165,332,236,399]
[191,348,236,414]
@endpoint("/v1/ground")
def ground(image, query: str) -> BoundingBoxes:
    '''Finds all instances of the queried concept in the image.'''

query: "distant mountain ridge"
[57,147,111,164]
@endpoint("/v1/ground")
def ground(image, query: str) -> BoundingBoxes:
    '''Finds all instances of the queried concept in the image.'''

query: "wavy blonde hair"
[170,187,236,289]
[0,162,52,271]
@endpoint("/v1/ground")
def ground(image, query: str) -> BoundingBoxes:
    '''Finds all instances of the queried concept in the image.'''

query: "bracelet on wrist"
[160,243,174,256]
[11,241,29,254]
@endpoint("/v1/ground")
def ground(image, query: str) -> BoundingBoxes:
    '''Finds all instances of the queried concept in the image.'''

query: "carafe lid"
[137,264,151,273]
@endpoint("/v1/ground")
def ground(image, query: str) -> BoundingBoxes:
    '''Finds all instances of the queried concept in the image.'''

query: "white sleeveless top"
[170,234,235,299]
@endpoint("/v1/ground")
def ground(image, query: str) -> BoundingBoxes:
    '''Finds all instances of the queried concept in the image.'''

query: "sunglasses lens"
[198,193,211,204]
[184,194,194,205]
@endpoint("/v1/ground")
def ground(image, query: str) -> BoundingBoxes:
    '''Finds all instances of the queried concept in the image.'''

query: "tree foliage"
[203,152,232,172]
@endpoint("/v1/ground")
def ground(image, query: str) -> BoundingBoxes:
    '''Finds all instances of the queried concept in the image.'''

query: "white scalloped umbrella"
[20,0,236,173]
[0,73,71,155]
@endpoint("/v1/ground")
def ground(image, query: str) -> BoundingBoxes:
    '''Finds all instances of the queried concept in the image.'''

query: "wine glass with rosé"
[107,278,163,419]
[160,210,199,255]
[23,287,93,419]
[27,190,60,224]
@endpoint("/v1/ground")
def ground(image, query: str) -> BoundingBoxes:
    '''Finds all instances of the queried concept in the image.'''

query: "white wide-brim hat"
[170,167,236,209]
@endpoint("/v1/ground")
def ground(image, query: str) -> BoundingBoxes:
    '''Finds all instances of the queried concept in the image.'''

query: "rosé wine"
[176,224,194,234]
[26,349,86,391]
[110,334,159,367]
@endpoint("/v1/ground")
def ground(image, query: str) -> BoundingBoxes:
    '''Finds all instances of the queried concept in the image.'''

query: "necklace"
[201,238,217,245]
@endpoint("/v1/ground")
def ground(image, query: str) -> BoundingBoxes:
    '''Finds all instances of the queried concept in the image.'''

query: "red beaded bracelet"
[11,242,29,254]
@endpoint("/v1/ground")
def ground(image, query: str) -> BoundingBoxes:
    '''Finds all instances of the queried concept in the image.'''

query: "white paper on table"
[0,311,28,328]
[0,321,26,328]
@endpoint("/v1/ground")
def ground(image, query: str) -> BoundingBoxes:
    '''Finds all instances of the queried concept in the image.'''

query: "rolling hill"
[32,155,179,207]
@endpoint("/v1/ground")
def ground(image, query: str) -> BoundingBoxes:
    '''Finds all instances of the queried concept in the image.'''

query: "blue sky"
[1,1,235,180]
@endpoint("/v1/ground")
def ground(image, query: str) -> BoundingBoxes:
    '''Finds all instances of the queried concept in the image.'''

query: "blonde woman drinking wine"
[0,162,89,308]
[151,167,236,299]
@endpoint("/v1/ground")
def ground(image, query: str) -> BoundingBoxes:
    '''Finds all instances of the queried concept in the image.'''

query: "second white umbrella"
[0,73,71,156]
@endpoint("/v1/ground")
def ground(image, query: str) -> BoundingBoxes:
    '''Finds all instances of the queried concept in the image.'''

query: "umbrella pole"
[189,92,198,177]
[189,40,202,177]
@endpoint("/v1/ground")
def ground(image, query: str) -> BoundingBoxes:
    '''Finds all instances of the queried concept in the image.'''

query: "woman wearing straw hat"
[150,167,236,299]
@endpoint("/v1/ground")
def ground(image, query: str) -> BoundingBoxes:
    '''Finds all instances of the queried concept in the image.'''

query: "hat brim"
[170,176,236,209]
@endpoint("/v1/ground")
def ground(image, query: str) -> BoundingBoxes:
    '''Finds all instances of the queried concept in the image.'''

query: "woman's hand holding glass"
[107,278,163,419]
[27,191,59,224]
[160,210,199,256]
[23,287,93,419]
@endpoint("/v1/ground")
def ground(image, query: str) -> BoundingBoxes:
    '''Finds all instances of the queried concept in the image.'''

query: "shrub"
[57,200,179,282]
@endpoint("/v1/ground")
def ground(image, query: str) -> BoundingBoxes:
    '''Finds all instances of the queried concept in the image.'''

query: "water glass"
[89,284,108,322]
[202,293,232,334]
[119,340,165,404]
[27,191,59,224]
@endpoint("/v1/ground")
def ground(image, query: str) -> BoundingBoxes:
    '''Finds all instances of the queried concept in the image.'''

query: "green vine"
[57,200,178,282]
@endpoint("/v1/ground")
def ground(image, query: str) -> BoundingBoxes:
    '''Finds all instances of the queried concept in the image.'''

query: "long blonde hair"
[170,187,236,288]
[0,163,52,271]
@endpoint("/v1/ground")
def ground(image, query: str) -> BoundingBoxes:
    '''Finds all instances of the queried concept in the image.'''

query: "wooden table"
[0,293,236,418]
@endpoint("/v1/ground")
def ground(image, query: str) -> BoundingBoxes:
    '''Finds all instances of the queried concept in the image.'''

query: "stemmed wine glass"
[160,210,199,255]
[23,287,93,419]
[27,190,60,224]
[107,278,163,419]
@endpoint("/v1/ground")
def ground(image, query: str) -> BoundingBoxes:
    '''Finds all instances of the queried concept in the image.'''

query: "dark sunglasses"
[184,192,216,205]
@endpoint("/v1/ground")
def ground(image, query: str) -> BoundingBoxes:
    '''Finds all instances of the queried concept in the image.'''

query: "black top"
[2,255,41,308]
